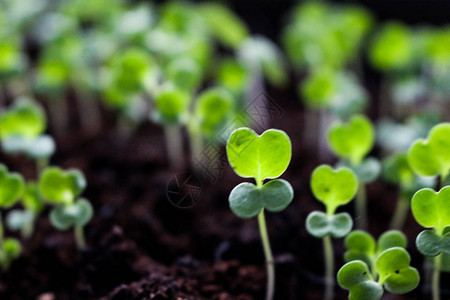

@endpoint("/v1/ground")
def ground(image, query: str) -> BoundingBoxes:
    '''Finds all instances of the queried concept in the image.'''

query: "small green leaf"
[216,58,249,94]
[1,238,21,269]
[310,165,358,215]
[376,247,420,294]
[338,157,381,183]
[407,123,450,179]
[337,260,383,300]
[0,164,25,208]
[328,114,375,166]
[416,229,443,257]
[39,167,86,205]
[306,211,353,238]
[344,230,376,266]
[300,67,338,109]
[50,198,93,230]
[0,98,46,140]
[227,128,292,184]
[411,186,450,232]
[166,58,202,91]
[23,182,44,213]
[228,179,293,219]
[194,87,234,138]
[377,230,407,253]
[382,153,415,185]
[153,85,190,125]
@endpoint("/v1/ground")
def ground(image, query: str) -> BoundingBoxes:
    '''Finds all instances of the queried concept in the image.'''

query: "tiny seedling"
[152,85,191,168]
[0,98,55,173]
[7,182,44,239]
[411,186,450,300]
[407,123,450,183]
[227,128,293,300]
[306,165,358,300]
[0,164,24,270]
[39,167,92,250]
[328,114,377,230]
[216,57,250,96]
[383,153,435,229]
[165,58,202,92]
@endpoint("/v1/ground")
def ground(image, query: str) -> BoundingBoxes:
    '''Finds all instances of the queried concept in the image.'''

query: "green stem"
[389,194,409,230]
[76,89,102,134]
[74,225,86,250]
[323,235,334,300]
[355,182,368,230]
[164,125,184,168]
[432,254,441,300]
[189,126,203,169]
[258,209,275,300]
[36,157,49,176]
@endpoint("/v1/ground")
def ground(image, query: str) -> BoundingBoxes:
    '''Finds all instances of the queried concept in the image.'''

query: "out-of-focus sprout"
[0,98,55,173]
[216,57,250,97]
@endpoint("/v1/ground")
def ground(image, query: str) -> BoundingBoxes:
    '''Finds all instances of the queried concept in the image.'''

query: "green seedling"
[152,85,191,167]
[338,247,420,300]
[165,58,202,92]
[328,114,376,230]
[0,164,24,270]
[0,98,55,173]
[407,123,450,183]
[0,35,26,82]
[383,153,435,229]
[411,186,450,300]
[227,128,293,300]
[190,87,234,167]
[39,167,92,250]
[216,57,250,96]
[306,165,358,300]
[7,182,44,239]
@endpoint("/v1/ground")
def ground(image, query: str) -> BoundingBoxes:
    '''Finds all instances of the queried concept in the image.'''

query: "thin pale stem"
[21,215,35,240]
[36,157,49,176]
[189,127,203,169]
[258,209,275,300]
[432,254,441,300]
[389,194,409,230]
[355,182,368,230]
[76,89,102,134]
[323,235,334,300]
[74,225,86,250]
[164,125,184,168]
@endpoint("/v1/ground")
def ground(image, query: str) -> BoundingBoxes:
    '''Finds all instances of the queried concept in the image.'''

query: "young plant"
[407,123,450,183]
[383,153,435,229]
[0,164,24,270]
[328,114,378,229]
[7,182,44,239]
[39,167,92,250]
[0,98,55,173]
[226,128,293,300]
[411,186,450,300]
[152,85,191,168]
[306,165,358,300]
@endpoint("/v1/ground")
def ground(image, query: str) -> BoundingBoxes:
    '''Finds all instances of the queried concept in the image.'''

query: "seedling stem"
[389,195,409,230]
[258,208,274,300]
[164,125,183,168]
[432,254,441,300]
[355,182,367,229]
[323,234,334,300]
[74,225,86,250]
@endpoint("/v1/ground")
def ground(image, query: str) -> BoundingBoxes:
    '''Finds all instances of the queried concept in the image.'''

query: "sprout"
[383,153,435,229]
[306,165,358,300]
[216,57,250,96]
[227,128,293,300]
[411,186,450,300]
[338,247,419,300]
[0,164,25,270]
[0,98,55,173]
[328,114,376,229]
[165,58,202,92]
[407,123,450,182]
[39,167,92,250]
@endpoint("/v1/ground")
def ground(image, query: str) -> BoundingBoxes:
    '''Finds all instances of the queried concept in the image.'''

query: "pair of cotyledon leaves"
[411,186,450,257]
[39,167,92,230]
[0,99,55,158]
[226,128,293,218]
[407,123,450,180]
[338,247,419,300]
[306,165,358,238]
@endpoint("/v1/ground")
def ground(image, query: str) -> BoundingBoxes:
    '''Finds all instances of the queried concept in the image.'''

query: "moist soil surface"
[0,82,448,300]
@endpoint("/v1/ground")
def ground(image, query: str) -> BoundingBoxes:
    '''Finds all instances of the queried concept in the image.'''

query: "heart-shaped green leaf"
[153,85,190,125]
[227,128,292,184]
[337,260,383,300]
[0,238,21,270]
[411,186,450,233]
[22,182,44,213]
[39,167,86,205]
[408,123,450,179]
[338,157,381,183]
[382,153,415,186]
[377,230,407,253]
[416,229,450,257]
[0,164,25,208]
[194,87,234,138]
[0,98,46,140]
[50,198,93,230]
[328,114,375,166]
[166,58,202,91]
[310,165,358,215]
[376,247,420,294]
[344,230,375,267]
[228,179,293,218]
[306,211,353,238]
